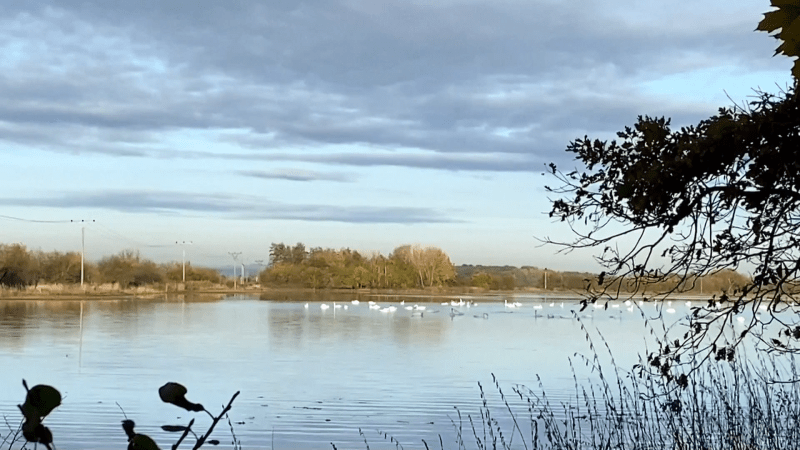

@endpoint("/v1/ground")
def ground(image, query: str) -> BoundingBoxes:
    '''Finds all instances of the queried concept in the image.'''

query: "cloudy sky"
[1,0,793,271]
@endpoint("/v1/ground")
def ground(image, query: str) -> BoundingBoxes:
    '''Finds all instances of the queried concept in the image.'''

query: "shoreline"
[0,284,719,302]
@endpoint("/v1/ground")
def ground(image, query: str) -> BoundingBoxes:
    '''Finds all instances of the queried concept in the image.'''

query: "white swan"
[320,304,330,310]
[352,300,360,305]
[304,303,309,309]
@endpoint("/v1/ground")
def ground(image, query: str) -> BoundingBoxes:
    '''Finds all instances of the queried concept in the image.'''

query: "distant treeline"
[0,243,221,289]
[0,241,752,294]
[454,264,751,294]
[258,243,455,289]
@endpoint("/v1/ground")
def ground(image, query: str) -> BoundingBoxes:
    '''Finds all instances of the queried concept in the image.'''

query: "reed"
[442,346,800,450]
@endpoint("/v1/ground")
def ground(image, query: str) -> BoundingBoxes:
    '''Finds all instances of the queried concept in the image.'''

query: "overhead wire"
[0,214,73,224]
[1,213,248,267]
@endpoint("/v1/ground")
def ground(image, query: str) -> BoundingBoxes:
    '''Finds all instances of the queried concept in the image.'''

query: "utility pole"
[71,219,95,287]
[228,252,241,289]
[176,241,193,283]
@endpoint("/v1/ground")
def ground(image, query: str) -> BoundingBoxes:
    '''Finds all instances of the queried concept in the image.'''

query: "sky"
[0,0,794,272]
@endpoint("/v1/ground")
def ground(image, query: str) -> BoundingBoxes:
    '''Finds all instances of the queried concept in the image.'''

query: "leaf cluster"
[546,85,800,385]
[757,0,800,80]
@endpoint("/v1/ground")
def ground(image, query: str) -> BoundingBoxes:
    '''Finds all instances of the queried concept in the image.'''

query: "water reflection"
[0,294,715,450]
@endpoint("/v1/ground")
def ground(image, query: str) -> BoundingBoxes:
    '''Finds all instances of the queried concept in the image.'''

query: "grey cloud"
[0,1,788,168]
[0,190,456,224]
[238,169,355,183]
[256,151,546,173]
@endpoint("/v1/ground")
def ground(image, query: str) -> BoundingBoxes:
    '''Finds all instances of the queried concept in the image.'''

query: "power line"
[0,214,72,223]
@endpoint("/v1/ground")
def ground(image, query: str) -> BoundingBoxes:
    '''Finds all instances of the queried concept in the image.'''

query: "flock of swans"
[299,297,660,321]
[300,297,766,324]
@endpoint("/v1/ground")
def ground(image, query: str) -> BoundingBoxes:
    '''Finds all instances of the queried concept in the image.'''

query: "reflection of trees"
[0,301,86,346]
[266,304,446,352]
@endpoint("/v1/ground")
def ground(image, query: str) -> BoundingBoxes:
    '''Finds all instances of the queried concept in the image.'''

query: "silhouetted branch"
[192,391,240,450]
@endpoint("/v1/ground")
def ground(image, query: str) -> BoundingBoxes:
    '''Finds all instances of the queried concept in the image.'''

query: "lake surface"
[0,293,712,449]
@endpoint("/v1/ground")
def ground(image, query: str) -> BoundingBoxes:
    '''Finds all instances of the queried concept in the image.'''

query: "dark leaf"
[21,383,62,419]
[158,382,204,413]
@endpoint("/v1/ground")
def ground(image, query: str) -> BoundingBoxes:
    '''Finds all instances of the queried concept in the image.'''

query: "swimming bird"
[351,300,360,305]
[304,303,309,309]
[320,304,330,310]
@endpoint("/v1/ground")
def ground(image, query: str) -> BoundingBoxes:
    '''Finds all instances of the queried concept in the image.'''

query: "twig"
[171,418,195,450]
[192,391,240,450]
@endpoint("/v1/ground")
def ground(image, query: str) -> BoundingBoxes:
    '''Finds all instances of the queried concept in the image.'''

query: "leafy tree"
[391,245,455,288]
[163,262,222,283]
[97,250,164,288]
[260,242,455,289]
[546,4,800,385]
[0,244,35,288]
[40,251,85,284]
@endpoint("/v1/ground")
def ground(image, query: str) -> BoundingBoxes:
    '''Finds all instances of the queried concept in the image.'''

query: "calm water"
[0,293,702,449]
